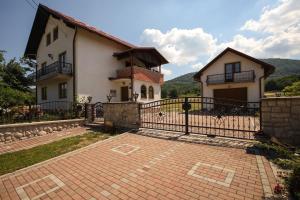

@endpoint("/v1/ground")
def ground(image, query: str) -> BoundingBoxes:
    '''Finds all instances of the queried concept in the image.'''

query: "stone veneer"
[261,97,300,146]
[0,119,84,143]
[103,102,141,129]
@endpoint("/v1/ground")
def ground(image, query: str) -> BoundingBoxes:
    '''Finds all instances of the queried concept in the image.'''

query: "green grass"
[0,132,112,175]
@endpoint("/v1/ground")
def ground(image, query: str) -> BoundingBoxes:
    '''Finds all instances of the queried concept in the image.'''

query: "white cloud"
[141,28,217,66]
[241,0,300,33]
[191,62,204,70]
[161,68,172,76]
[140,0,300,72]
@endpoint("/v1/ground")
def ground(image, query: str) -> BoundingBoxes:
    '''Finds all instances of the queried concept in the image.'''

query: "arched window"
[141,85,147,99]
[149,86,154,99]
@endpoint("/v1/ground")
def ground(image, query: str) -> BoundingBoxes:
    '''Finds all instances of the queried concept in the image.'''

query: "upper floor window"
[41,87,47,100]
[149,86,154,99]
[225,62,241,82]
[58,82,67,99]
[141,85,147,99]
[46,33,51,46]
[53,26,58,41]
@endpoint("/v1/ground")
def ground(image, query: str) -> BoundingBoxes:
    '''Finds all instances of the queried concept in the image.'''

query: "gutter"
[72,27,77,103]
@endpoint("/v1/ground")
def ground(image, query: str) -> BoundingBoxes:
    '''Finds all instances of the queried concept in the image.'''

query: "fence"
[0,101,86,125]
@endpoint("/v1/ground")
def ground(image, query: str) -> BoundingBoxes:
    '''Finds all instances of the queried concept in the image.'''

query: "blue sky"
[1,0,299,80]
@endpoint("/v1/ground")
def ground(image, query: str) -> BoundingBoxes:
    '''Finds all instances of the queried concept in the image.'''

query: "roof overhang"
[24,4,135,59]
[193,47,275,81]
[113,47,169,68]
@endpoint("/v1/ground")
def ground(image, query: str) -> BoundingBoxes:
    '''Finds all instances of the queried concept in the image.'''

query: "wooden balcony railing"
[112,66,164,84]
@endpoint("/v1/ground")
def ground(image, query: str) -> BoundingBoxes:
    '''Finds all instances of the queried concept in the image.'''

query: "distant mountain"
[260,58,300,78]
[162,58,300,96]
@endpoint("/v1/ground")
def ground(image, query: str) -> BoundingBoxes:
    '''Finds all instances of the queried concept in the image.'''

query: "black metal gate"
[93,102,104,122]
[140,97,261,139]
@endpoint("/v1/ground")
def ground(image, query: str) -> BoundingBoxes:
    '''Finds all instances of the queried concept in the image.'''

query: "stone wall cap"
[262,96,300,100]
[103,102,142,105]
[0,118,84,129]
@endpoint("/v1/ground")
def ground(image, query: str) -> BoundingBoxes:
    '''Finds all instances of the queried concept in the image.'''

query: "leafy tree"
[283,81,300,96]
[161,89,167,99]
[169,88,178,98]
[265,75,300,91]
[0,52,35,110]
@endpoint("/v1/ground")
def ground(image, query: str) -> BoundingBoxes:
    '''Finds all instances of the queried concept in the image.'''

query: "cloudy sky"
[1,0,299,80]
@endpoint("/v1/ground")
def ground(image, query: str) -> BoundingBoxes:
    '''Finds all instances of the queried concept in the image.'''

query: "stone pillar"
[261,97,300,146]
[103,102,141,129]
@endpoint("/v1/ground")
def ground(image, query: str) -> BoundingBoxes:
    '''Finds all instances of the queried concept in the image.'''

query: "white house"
[25,4,168,104]
[193,47,275,102]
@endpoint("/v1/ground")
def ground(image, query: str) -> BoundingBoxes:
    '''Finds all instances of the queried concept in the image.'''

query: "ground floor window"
[59,82,67,99]
[141,85,147,99]
[149,86,154,99]
[41,87,47,100]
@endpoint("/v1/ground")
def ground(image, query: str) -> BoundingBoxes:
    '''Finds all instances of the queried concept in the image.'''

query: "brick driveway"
[0,133,276,200]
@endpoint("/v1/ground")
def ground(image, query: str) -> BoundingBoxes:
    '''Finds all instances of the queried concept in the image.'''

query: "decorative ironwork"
[0,101,85,125]
[140,97,261,140]
[94,102,104,121]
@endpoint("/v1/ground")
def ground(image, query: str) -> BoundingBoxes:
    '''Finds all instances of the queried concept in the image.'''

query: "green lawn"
[0,132,113,175]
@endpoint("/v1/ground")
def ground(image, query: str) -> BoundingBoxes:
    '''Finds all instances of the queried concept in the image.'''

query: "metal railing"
[29,62,72,82]
[0,101,85,125]
[207,70,255,85]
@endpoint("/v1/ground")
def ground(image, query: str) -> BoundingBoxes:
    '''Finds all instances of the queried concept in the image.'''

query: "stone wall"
[0,119,84,143]
[103,102,140,129]
[261,97,300,146]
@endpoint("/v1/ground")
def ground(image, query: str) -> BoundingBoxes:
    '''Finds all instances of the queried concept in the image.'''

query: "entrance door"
[121,86,129,101]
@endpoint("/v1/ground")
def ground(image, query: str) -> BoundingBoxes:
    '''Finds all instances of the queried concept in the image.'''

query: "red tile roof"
[40,4,135,48]
[25,4,135,58]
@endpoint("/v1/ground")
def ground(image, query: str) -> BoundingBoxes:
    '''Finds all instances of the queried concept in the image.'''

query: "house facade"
[25,4,168,105]
[194,48,275,102]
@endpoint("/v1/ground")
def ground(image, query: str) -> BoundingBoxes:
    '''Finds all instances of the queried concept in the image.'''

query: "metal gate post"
[184,97,189,135]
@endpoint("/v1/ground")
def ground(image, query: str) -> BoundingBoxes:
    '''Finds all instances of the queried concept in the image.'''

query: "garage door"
[213,87,247,101]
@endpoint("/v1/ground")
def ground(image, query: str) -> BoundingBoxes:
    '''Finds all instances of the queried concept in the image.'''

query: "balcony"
[30,61,72,82]
[207,70,255,85]
[110,66,164,84]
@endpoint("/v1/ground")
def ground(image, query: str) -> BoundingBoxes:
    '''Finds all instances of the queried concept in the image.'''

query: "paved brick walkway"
[0,133,276,200]
[0,127,89,155]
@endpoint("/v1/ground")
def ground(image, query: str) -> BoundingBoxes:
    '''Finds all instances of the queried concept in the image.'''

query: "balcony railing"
[110,66,164,84]
[207,70,255,85]
[30,61,72,82]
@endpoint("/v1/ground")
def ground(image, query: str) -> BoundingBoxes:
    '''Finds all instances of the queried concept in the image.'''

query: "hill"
[162,58,300,96]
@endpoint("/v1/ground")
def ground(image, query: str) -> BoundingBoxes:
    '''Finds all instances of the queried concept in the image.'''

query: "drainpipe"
[35,63,38,105]
[72,27,77,103]
[130,52,134,101]
[259,76,264,99]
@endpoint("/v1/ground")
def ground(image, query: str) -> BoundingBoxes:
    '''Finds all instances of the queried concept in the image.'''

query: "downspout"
[35,63,38,105]
[130,52,134,101]
[72,27,77,103]
[259,76,264,99]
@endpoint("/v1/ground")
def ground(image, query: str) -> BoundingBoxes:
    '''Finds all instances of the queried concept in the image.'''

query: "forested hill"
[260,58,300,78]
[162,58,300,96]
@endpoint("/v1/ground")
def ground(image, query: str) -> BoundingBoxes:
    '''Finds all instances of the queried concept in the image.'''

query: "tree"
[0,52,35,109]
[161,89,167,99]
[283,81,300,96]
[169,88,178,99]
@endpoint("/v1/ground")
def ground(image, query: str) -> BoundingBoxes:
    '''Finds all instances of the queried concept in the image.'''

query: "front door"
[121,86,129,101]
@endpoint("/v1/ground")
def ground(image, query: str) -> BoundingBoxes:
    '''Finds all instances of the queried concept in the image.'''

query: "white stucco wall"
[75,28,130,103]
[200,51,264,102]
[133,80,161,103]
[36,16,75,103]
